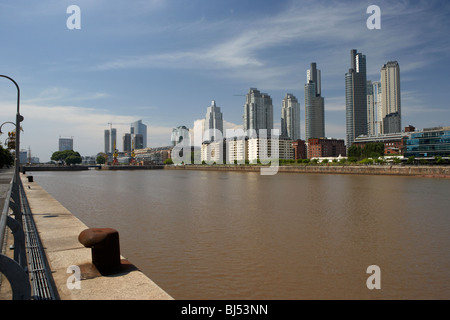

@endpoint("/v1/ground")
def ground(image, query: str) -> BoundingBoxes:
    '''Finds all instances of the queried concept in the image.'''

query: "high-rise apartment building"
[346,49,367,148]
[305,63,325,141]
[243,88,273,136]
[131,120,147,149]
[381,61,401,133]
[281,93,301,141]
[204,100,223,142]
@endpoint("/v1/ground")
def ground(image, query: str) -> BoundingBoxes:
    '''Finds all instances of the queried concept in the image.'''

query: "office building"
[204,100,223,142]
[104,130,110,153]
[292,140,307,160]
[305,63,325,141]
[243,88,273,136]
[354,129,412,156]
[383,112,401,134]
[307,138,346,159]
[405,126,450,157]
[110,128,117,153]
[131,120,147,149]
[381,61,401,133]
[133,134,144,150]
[281,93,301,141]
[345,49,367,148]
[123,133,132,153]
[58,137,73,151]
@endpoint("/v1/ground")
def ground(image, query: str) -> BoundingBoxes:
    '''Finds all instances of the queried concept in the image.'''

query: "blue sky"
[1,0,449,162]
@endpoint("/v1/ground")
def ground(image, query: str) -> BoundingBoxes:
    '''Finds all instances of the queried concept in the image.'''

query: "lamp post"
[0,75,23,182]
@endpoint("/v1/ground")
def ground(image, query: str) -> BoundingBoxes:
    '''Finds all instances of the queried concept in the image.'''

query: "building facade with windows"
[59,137,73,151]
[243,88,273,135]
[345,49,367,148]
[281,93,301,141]
[307,138,346,159]
[305,62,325,141]
[405,126,450,157]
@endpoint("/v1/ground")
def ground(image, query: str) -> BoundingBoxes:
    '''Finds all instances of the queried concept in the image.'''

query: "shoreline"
[20,164,450,178]
[164,164,450,178]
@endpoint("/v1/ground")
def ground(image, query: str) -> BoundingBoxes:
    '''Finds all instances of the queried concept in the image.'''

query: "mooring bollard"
[27,176,33,182]
[78,228,121,275]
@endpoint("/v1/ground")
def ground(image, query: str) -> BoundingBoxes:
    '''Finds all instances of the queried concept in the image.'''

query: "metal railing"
[0,172,59,300]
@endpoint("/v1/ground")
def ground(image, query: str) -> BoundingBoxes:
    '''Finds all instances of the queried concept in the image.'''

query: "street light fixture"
[0,75,24,181]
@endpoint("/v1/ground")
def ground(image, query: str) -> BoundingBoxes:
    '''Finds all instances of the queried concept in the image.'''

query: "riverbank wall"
[10,173,173,300]
[164,164,450,178]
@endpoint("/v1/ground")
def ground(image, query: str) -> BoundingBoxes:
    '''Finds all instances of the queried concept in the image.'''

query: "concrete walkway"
[2,172,173,300]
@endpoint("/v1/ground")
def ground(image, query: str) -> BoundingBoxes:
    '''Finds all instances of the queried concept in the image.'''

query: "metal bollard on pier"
[78,228,121,275]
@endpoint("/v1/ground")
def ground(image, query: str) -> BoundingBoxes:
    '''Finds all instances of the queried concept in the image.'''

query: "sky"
[0,0,449,162]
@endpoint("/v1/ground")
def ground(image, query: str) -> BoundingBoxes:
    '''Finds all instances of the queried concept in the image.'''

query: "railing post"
[0,254,31,300]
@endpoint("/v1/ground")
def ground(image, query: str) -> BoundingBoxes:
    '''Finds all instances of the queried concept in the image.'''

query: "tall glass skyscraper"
[130,120,147,149]
[204,100,223,141]
[243,88,273,137]
[281,93,301,140]
[346,49,367,148]
[305,62,325,141]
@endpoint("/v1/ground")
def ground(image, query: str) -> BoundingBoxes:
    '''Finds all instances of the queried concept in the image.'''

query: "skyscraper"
[305,62,325,140]
[204,100,223,141]
[59,137,73,151]
[171,125,189,146]
[345,49,367,148]
[110,128,117,152]
[131,120,147,149]
[281,93,301,140]
[104,129,110,153]
[123,133,131,152]
[381,61,401,133]
[367,80,383,136]
[243,88,273,136]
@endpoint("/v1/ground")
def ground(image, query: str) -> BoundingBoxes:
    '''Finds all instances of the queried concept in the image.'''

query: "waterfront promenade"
[0,170,173,300]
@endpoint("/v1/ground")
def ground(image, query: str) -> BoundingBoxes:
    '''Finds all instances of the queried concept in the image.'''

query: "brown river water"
[29,169,450,299]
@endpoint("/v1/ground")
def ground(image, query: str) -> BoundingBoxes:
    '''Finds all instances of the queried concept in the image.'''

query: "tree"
[66,155,82,165]
[164,158,174,165]
[96,155,106,164]
[407,156,415,165]
[0,145,14,168]
[51,150,82,165]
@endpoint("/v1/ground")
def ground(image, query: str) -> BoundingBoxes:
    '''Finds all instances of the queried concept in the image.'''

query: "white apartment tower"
[281,93,301,141]
[380,61,401,133]
[243,88,273,136]
[204,100,223,142]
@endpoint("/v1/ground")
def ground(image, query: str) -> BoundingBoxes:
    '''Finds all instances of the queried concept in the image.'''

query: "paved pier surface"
[1,171,173,300]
